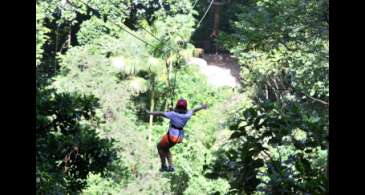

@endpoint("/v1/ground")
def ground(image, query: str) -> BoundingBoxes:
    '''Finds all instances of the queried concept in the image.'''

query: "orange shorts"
[157,134,182,151]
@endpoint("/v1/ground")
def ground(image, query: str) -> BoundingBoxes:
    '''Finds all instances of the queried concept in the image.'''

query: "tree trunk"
[266,80,278,102]
[165,54,174,110]
[213,5,220,36]
[68,24,72,48]
[210,4,220,38]
[210,4,221,54]
[265,84,269,100]
[148,76,155,144]
[327,142,329,191]
[54,25,59,73]
[164,59,171,111]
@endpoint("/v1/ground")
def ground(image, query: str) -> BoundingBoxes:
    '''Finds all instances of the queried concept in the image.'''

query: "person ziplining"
[147,99,208,172]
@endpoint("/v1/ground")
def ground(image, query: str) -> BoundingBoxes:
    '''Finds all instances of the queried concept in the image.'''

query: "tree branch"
[291,87,329,106]
[303,93,329,106]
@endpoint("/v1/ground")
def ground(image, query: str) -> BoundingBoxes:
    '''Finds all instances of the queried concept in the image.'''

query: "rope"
[196,0,215,28]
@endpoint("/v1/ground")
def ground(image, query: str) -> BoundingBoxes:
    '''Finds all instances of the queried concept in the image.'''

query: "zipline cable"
[166,0,215,108]
[192,0,200,9]
[165,0,218,107]
[67,0,157,48]
[67,0,181,108]
[105,0,208,52]
[82,0,181,53]
[72,0,215,52]
[104,0,167,44]
[172,0,203,42]
[67,0,207,109]
[196,0,215,29]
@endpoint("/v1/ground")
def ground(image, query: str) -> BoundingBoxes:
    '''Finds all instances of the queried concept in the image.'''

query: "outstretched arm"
[192,104,208,114]
[146,110,168,118]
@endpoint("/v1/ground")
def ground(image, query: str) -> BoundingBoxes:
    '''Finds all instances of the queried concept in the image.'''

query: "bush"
[36,87,117,194]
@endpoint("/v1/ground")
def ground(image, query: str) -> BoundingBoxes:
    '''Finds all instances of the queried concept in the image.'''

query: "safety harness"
[167,124,183,148]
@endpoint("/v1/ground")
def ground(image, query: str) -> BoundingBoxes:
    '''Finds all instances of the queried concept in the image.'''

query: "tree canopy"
[36,0,328,194]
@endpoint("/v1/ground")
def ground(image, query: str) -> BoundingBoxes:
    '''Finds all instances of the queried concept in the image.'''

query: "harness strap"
[171,124,183,130]
[167,130,174,148]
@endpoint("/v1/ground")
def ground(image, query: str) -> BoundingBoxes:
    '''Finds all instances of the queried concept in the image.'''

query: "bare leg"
[166,150,173,167]
[157,144,167,166]
[158,149,167,165]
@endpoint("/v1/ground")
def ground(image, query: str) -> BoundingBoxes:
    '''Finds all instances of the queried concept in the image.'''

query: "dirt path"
[187,53,241,88]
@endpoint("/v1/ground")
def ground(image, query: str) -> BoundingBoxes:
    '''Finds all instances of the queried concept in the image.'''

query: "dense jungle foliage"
[36,0,328,194]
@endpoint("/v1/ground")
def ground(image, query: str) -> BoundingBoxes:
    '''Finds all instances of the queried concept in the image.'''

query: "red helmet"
[176,99,187,109]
